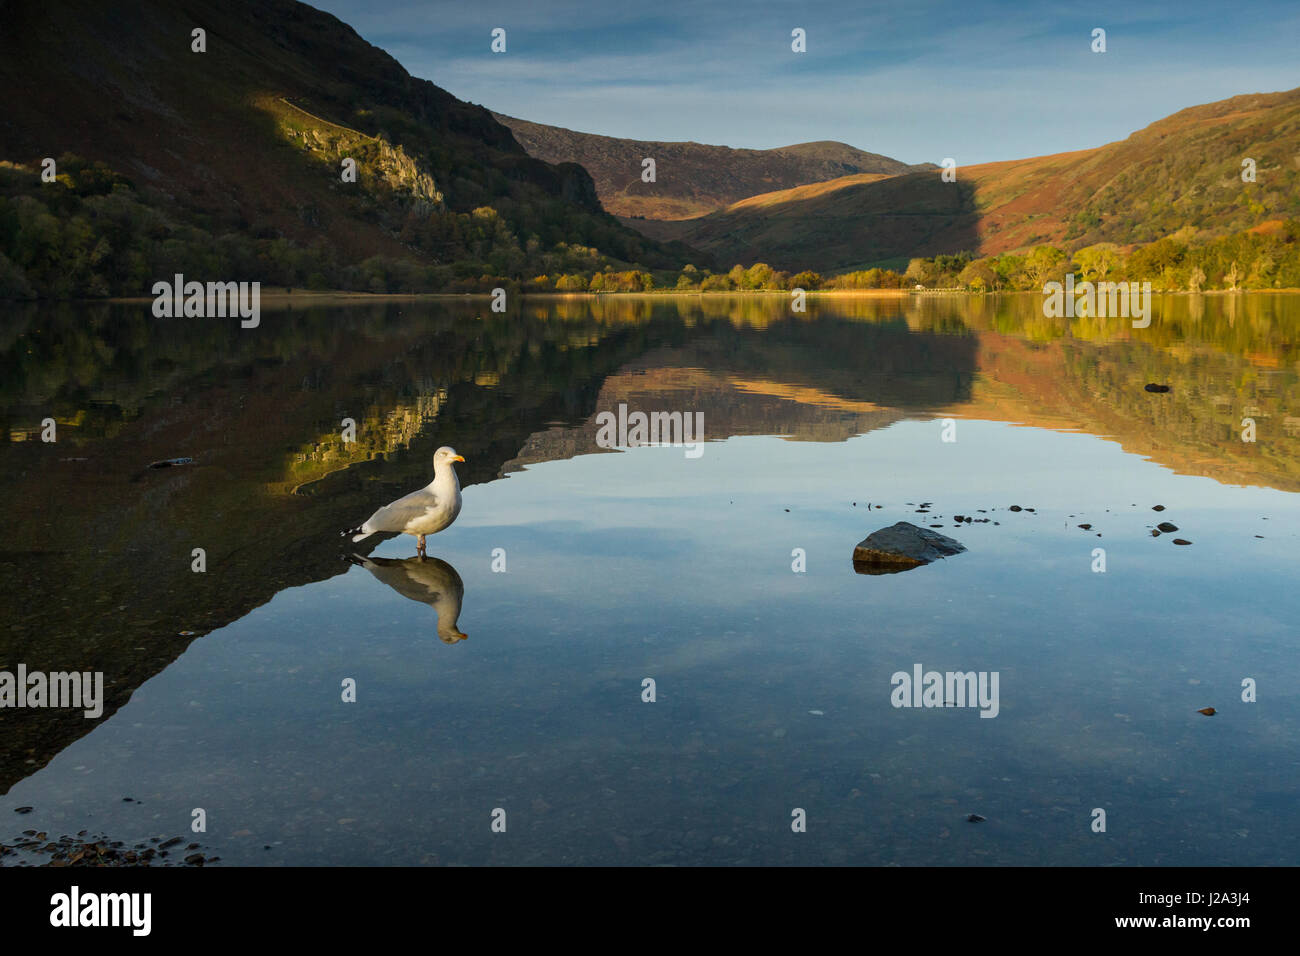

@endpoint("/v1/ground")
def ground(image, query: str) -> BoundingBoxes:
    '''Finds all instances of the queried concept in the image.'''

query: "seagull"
[343,446,464,559]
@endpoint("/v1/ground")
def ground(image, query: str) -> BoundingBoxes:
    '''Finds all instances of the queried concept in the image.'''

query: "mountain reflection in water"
[1,292,1296,866]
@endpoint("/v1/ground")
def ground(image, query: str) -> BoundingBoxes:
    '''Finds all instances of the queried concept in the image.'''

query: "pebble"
[0,830,210,867]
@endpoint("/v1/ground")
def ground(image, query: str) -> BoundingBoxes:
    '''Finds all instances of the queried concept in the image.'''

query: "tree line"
[4,156,1298,299]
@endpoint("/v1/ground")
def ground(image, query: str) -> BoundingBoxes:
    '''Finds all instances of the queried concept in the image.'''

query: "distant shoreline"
[19,287,1300,305]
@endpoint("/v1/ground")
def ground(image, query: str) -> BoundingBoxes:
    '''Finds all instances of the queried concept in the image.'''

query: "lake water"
[2,292,1298,865]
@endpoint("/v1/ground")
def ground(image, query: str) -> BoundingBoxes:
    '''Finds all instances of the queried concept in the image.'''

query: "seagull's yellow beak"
[453,454,465,463]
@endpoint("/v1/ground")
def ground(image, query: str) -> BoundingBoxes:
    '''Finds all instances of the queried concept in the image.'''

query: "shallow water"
[1,293,1297,865]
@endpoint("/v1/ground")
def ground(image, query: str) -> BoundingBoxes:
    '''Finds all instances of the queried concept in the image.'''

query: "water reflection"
[347,553,468,644]
[1,292,1298,804]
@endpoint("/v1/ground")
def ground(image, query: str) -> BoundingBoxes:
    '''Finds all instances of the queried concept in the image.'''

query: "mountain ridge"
[492,112,932,220]
[0,0,700,298]
[660,86,1300,271]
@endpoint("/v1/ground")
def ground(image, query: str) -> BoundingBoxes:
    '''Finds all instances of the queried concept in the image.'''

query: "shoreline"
[31,286,1300,306]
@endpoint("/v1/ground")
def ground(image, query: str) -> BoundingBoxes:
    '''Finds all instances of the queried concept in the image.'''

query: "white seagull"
[344,446,464,558]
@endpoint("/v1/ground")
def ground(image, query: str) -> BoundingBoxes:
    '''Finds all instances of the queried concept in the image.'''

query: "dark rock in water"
[1008,505,1023,512]
[853,522,967,574]
[148,457,194,469]
[1157,522,1179,533]
[14,807,32,814]
[1078,523,1092,530]
[1150,529,1161,537]
[1144,383,1171,393]
[1152,505,1166,511]
[966,814,987,823]
[1172,539,1192,546]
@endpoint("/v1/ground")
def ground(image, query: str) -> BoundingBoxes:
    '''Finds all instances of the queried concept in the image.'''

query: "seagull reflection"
[347,553,468,643]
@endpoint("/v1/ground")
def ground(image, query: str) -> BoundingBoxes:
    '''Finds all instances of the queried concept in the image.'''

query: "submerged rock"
[853,522,967,574]
[1144,384,1171,393]
[1157,522,1179,533]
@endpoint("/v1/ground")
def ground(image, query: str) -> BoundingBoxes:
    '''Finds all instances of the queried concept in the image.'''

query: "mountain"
[0,0,699,298]
[491,113,930,221]
[661,88,1300,272]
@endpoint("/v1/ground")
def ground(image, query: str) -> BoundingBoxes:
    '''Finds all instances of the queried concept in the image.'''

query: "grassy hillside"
[0,0,701,298]
[667,88,1300,272]
[492,113,930,220]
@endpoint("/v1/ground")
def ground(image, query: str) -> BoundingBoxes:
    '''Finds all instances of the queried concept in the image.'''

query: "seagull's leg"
[417,533,426,559]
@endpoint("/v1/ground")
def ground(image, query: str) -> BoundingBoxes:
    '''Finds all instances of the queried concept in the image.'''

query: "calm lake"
[1,292,1298,866]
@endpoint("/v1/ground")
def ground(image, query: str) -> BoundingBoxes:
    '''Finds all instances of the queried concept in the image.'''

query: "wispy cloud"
[311,0,1300,163]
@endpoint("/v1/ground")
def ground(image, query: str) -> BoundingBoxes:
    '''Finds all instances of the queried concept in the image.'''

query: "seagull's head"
[434,446,465,467]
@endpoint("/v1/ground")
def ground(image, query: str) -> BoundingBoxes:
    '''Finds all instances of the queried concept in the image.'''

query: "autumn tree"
[1024,245,1066,288]
[1073,243,1121,282]
[958,258,997,292]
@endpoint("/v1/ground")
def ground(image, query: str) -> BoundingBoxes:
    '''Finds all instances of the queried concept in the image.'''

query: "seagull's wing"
[365,486,439,533]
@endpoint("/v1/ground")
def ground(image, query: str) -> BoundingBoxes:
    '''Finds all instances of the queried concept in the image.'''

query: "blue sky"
[310,1,1300,165]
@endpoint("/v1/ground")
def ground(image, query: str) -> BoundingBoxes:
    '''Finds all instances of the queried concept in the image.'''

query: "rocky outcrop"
[853,522,967,574]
